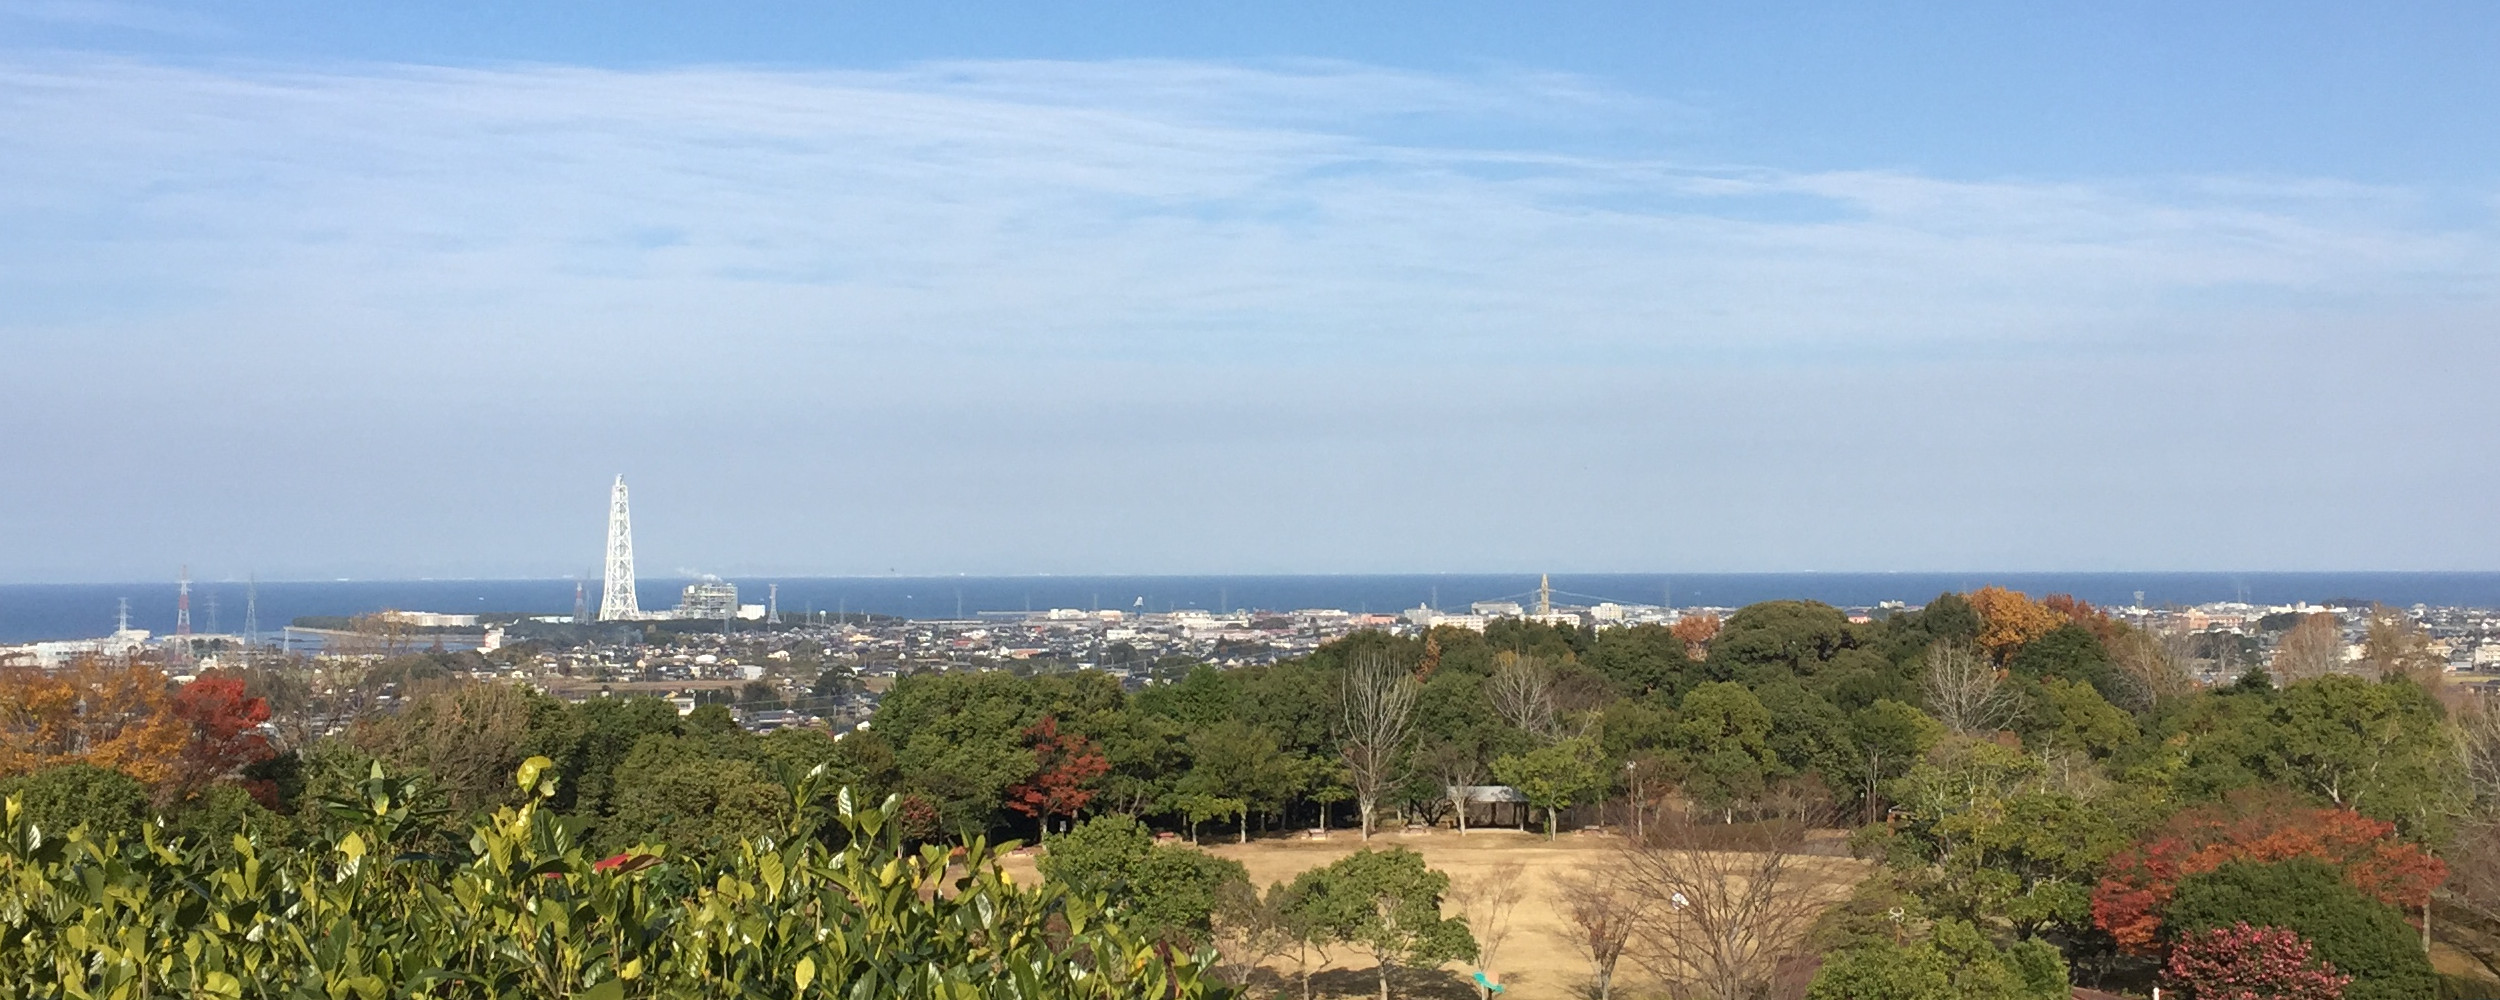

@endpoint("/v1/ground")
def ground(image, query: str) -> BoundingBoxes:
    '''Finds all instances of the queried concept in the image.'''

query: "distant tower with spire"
[176,566,193,636]
[598,476,641,621]
[244,575,259,666]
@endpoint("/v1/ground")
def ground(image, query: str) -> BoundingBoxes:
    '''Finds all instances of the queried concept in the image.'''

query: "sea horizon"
[8,571,2500,645]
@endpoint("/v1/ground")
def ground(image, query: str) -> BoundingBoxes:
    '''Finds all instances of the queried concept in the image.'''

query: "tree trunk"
[1546,806,1557,840]
[1452,795,1468,836]
[1377,954,1392,1000]
[1360,800,1375,841]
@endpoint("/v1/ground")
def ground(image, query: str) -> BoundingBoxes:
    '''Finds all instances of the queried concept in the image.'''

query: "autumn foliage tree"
[2041,593,2120,642]
[0,660,273,805]
[1670,614,1721,661]
[1965,587,2064,664]
[2164,923,2349,1000]
[1007,715,1109,841]
[2092,791,2445,952]
[0,659,187,785]
[164,672,276,802]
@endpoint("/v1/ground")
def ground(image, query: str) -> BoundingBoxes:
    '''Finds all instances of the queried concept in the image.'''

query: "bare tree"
[1422,740,1484,836]
[2363,604,2445,683]
[1620,793,1848,1000]
[2464,696,2500,809]
[1212,879,1300,989]
[2272,612,2346,684]
[1340,652,1420,840]
[1919,642,2017,737]
[2441,697,2500,977]
[2106,626,2197,712]
[1448,863,1526,999]
[1487,651,1561,741]
[1555,869,1647,1000]
[2440,818,2500,980]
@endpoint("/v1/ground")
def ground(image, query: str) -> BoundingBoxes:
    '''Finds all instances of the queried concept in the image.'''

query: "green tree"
[1807,919,2066,1000]
[1183,719,1298,837]
[1705,602,1855,683]
[1583,623,1693,699]
[561,696,684,816]
[601,735,789,853]
[2027,676,2138,761]
[1841,700,1944,824]
[1287,847,1477,1000]
[1877,737,2119,936]
[871,671,1043,838]
[2166,858,2434,1000]
[1755,682,1854,789]
[809,665,857,700]
[0,763,149,844]
[2258,675,2461,839]
[1492,737,1601,838]
[1674,682,1784,817]
[1039,815,1249,947]
[2005,624,2119,699]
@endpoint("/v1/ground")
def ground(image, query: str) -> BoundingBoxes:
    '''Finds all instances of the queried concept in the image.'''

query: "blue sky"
[3,2,2497,581]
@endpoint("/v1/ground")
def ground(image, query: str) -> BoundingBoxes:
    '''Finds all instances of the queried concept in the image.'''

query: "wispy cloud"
[4,54,2498,578]
[4,54,2491,386]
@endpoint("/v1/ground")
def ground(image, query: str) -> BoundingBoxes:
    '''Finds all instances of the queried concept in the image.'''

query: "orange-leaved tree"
[1,658,189,784]
[2091,789,2445,953]
[2042,593,2120,642]
[1670,614,1721,662]
[1966,586,2064,664]
[0,659,270,801]
[0,666,80,774]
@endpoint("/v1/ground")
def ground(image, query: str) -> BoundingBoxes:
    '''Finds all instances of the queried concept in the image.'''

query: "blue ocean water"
[5,573,2500,644]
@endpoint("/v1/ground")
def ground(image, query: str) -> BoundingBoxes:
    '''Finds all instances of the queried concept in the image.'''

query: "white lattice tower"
[599,476,641,621]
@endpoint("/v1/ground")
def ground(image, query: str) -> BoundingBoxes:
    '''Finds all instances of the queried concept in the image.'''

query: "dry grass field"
[1001,825,1868,1000]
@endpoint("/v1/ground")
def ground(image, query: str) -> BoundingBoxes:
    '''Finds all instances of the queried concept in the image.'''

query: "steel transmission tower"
[176,566,192,635]
[598,476,641,621]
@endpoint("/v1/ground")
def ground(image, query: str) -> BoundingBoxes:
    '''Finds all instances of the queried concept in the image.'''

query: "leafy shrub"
[2166,859,2433,1000]
[1040,814,1249,947]
[1806,918,2066,1000]
[2164,922,2348,1000]
[0,762,148,843]
[0,759,1231,999]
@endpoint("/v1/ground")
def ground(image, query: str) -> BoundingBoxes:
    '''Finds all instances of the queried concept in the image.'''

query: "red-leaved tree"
[165,673,275,804]
[1006,715,1108,842]
[2164,923,2349,1000]
[2093,790,2445,952]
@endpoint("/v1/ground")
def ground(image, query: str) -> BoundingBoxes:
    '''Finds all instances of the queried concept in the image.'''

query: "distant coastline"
[7,571,2500,645]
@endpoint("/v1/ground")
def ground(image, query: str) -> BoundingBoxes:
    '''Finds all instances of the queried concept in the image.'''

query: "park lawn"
[1006,825,1869,1000]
